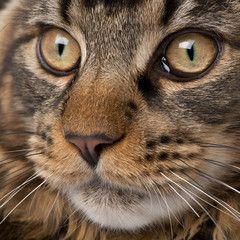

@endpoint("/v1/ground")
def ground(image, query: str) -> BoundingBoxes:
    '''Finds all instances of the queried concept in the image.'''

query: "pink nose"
[65,133,116,167]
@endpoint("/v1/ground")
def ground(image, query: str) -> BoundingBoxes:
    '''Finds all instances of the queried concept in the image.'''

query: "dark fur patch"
[163,77,240,124]
[128,101,138,112]
[159,135,171,144]
[83,0,143,9]
[0,34,35,77]
[0,0,9,10]
[40,132,53,145]
[125,111,133,120]
[158,152,168,161]
[194,0,228,9]
[176,139,184,144]
[190,0,230,17]
[59,0,72,24]
[172,152,181,159]
[193,219,214,240]
[161,0,180,25]
[145,154,154,162]
[146,140,157,149]
[137,75,160,104]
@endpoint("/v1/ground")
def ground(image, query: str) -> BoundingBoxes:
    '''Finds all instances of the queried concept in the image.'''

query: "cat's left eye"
[37,28,81,76]
[157,30,220,81]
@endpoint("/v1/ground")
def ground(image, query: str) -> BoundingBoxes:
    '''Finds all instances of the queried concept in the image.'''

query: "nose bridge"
[62,72,130,139]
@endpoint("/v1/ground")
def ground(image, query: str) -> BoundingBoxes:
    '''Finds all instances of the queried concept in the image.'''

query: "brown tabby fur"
[0,0,240,239]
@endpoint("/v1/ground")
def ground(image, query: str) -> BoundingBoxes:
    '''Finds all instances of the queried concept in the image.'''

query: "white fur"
[67,178,193,230]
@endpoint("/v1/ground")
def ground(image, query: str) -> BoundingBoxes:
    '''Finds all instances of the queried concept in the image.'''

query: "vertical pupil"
[187,45,194,61]
[58,44,65,57]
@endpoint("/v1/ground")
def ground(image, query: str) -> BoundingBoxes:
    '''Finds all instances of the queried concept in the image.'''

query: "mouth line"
[73,175,147,199]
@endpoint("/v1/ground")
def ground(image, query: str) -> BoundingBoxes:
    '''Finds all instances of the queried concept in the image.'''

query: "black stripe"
[164,78,240,124]
[137,75,161,106]
[190,0,229,16]
[231,41,240,50]
[194,0,228,8]
[161,0,180,25]
[1,34,59,114]
[0,0,10,10]
[0,34,35,78]
[59,0,72,24]
[83,0,143,9]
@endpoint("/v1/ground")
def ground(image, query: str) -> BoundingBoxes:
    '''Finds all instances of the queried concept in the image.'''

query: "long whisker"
[145,177,183,228]
[143,177,175,236]
[161,172,200,218]
[143,178,154,211]
[180,183,240,221]
[1,149,35,154]
[0,174,50,224]
[2,167,35,188]
[0,151,32,163]
[170,171,240,220]
[179,159,240,196]
[0,142,29,145]
[160,191,174,239]
[0,172,40,203]
[0,152,44,167]
[0,131,35,136]
[170,172,230,239]
[172,173,228,239]
[194,156,240,174]
[199,142,240,152]
[0,129,34,133]
[44,190,60,222]
[0,164,32,181]
[207,176,240,195]
[166,159,240,221]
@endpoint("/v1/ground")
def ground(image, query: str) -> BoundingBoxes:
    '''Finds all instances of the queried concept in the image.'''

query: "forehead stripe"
[0,0,10,10]
[82,0,143,8]
[162,0,181,25]
[60,0,72,24]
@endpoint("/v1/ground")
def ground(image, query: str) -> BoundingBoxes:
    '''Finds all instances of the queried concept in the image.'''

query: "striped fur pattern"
[0,0,240,239]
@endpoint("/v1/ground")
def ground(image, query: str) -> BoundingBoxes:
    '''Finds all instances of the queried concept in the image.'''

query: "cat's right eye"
[37,28,81,76]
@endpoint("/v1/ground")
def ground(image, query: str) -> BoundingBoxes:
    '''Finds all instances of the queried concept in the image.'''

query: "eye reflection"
[161,57,170,73]
[55,35,69,57]
[179,40,195,62]
[179,40,194,49]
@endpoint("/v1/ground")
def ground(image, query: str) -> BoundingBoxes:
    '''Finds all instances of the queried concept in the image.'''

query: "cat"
[0,0,240,239]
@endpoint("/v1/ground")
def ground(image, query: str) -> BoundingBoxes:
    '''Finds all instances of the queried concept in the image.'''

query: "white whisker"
[44,190,60,222]
[161,172,200,218]
[170,171,240,220]
[160,191,174,239]
[0,174,51,224]
[211,178,240,195]
[170,172,228,239]
[0,173,39,203]
[181,184,240,221]
[146,177,183,228]
[230,164,240,171]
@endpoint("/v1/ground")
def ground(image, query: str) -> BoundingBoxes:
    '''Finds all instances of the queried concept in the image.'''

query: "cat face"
[0,0,240,231]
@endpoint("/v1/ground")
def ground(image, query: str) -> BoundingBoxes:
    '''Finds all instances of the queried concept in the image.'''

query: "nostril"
[94,143,103,156]
[65,133,117,167]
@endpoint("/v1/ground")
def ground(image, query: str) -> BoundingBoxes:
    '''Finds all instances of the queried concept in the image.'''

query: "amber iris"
[162,32,218,78]
[39,28,80,73]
